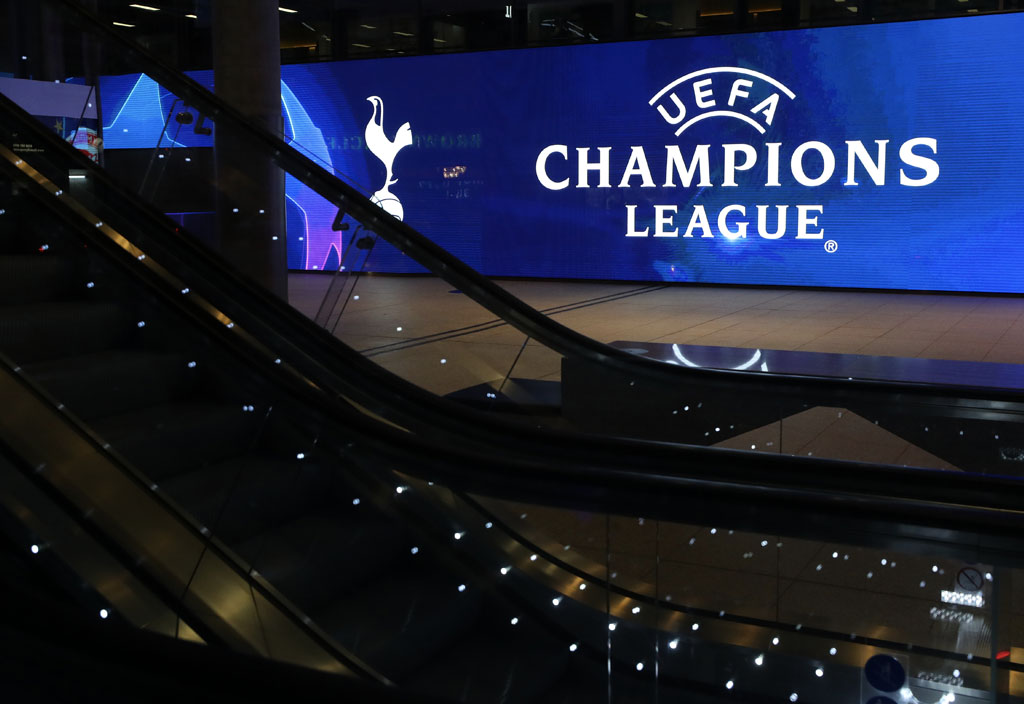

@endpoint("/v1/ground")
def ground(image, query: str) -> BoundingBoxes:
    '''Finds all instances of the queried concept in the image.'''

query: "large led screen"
[101,13,1024,292]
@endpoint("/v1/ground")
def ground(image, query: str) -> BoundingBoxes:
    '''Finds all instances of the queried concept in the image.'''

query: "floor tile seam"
[357,285,668,355]
[989,326,1022,349]
[773,544,821,607]
[775,411,850,457]
[358,322,513,356]
[538,285,669,319]
[667,292,843,339]
[890,445,958,473]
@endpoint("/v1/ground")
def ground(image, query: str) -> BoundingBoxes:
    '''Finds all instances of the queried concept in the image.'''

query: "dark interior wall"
[103,147,215,213]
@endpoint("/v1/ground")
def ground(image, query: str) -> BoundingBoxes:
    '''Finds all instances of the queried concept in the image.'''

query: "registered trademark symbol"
[824,239,838,253]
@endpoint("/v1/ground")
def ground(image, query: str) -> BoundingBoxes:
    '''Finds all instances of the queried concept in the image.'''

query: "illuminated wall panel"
[101,13,1024,291]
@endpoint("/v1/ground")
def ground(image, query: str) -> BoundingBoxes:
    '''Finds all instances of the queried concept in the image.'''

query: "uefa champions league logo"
[365,96,413,220]
[648,66,796,136]
[535,65,940,247]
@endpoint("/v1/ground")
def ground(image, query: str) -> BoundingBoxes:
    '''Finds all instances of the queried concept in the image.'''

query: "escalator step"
[0,301,130,363]
[235,512,407,614]
[158,456,343,544]
[0,255,81,304]
[316,567,483,680]
[24,349,194,420]
[89,402,261,481]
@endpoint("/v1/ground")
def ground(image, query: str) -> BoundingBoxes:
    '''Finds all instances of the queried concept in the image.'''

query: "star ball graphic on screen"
[97,12,1024,292]
[534,66,941,249]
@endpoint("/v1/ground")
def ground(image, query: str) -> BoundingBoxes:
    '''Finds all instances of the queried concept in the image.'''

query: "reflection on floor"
[289,274,1022,469]
[290,273,1023,694]
[289,274,1024,397]
[713,407,957,470]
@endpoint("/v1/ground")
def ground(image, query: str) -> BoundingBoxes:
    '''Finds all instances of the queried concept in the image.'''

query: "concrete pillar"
[212,0,287,298]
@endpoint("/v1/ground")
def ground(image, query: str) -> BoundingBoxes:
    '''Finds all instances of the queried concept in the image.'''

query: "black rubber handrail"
[4,42,1024,534]
[0,329,385,682]
[5,2,1024,531]
[47,0,1024,409]
[5,95,1024,578]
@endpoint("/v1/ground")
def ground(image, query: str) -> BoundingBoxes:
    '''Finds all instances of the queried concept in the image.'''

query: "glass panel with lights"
[6,0,1024,479]
[3,7,1024,701]
[0,141,388,671]
[0,5,550,413]
[471,493,1014,703]
[0,119,596,685]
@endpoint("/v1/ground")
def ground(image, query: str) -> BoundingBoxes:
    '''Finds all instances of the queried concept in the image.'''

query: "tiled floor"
[288,273,1024,472]
[289,273,1024,396]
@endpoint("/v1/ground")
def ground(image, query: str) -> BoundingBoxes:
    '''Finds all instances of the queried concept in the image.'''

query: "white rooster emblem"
[365,95,412,221]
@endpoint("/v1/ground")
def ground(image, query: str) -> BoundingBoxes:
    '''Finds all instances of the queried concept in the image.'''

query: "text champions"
[534,139,939,240]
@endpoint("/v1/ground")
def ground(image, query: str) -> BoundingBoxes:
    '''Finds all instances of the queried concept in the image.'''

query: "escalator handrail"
[4,82,1024,530]
[0,352,386,681]
[46,0,1024,408]
[6,122,1024,578]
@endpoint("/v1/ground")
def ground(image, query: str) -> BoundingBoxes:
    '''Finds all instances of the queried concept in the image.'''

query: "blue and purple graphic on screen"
[100,12,1024,292]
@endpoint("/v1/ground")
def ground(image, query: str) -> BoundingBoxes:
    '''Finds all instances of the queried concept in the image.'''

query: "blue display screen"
[100,13,1024,292]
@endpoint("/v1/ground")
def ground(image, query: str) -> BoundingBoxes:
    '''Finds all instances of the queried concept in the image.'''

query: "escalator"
[1,1,1024,702]
[1,104,1020,700]
[0,110,1020,703]
[33,0,1024,484]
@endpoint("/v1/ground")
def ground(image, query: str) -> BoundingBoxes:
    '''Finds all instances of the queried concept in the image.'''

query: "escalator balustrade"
[0,154,950,704]
[0,164,688,702]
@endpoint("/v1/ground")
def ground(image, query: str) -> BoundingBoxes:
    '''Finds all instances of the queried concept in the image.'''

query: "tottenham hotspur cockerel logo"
[365,96,412,220]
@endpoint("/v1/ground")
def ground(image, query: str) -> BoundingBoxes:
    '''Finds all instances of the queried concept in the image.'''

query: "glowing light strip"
[940,589,984,607]
[285,192,312,262]
[102,73,146,130]
[672,344,763,371]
